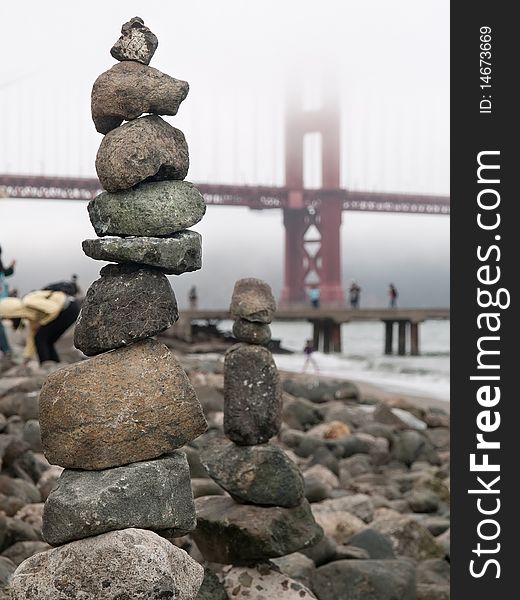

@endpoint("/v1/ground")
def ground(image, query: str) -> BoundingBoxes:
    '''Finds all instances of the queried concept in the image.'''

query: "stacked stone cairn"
[193,278,323,566]
[9,17,208,599]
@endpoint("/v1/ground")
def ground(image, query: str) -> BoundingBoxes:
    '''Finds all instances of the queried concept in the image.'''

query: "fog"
[1,1,449,308]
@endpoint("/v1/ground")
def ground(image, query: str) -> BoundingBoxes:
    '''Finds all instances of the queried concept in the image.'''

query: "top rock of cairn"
[110,17,158,65]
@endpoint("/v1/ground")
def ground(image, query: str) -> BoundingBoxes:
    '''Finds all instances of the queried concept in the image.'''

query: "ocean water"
[218,319,450,402]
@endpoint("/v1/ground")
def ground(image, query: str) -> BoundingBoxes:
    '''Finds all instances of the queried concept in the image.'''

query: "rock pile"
[9,17,207,599]
[193,278,323,569]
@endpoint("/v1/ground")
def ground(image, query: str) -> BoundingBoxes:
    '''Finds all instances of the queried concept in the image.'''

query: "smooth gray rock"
[9,528,204,600]
[110,17,158,65]
[74,263,177,356]
[312,559,416,600]
[88,180,206,237]
[22,420,42,453]
[200,441,304,507]
[193,496,322,564]
[82,230,202,275]
[92,61,188,133]
[229,278,276,323]
[42,453,195,545]
[232,319,271,344]
[408,489,440,513]
[224,344,282,445]
[300,534,338,566]
[96,115,189,192]
[196,568,229,600]
[348,528,396,559]
[1,541,51,567]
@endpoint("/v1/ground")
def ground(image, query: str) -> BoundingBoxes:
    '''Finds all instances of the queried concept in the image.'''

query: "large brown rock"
[92,61,189,134]
[193,496,322,564]
[39,339,207,470]
[224,344,282,445]
[74,263,177,356]
[9,528,203,600]
[110,17,158,65]
[230,277,276,323]
[95,115,189,192]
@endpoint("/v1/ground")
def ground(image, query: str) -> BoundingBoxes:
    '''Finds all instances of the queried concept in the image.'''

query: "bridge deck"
[185,307,450,324]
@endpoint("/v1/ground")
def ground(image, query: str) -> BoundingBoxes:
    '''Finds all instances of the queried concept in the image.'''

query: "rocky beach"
[0,325,450,599]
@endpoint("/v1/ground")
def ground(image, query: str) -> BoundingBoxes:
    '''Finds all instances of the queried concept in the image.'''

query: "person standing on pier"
[189,285,198,309]
[388,283,398,308]
[348,280,361,308]
[309,285,320,309]
[0,246,16,360]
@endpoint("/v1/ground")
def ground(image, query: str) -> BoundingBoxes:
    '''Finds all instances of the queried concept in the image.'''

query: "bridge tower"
[280,82,344,306]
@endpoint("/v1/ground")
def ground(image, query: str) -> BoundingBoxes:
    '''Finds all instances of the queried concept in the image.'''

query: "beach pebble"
[348,528,396,559]
[82,230,202,275]
[229,278,276,324]
[39,339,207,470]
[96,115,188,192]
[193,496,322,564]
[42,452,195,545]
[200,440,304,507]
[74,263,177,356]
[9,529,203,600]
[311,559,416,600]
[195,568,228,600]
[92,61,188,134]
[224,344,281,445]
[110,17,158,64]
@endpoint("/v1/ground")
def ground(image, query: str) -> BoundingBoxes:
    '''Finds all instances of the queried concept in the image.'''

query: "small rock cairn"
[193,278,323,565]
[10,18,208,599]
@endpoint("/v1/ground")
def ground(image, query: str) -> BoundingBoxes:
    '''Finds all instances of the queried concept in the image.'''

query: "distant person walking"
[388,283,398,308]
[0,246,16,359]
[309,286,320,309]
[188,285,198,309]
[302,339,319,373]
[348,281,361,308]
[0,289,80,365]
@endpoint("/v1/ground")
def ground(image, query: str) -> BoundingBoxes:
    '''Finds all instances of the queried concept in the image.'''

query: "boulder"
[229,278,276,323]
[232,319,271,344]
[92,61,188,133]
[74,263,177,355]
[110,17,158,64]
[42,452,195,545]
[39,339,207,470]
[200,441,304,507]
[311,559,416,600]
[82,230,202,275]
[9,528,203,599]
[224,344,281,445]
[193,496,322,564]
[95,115,189,192]
[88,180,206,237]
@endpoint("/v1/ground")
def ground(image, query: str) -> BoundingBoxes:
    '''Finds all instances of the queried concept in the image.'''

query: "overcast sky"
[0,1,449,308]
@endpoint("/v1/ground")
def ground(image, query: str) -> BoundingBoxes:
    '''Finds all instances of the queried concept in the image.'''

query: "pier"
[173,307,450,355]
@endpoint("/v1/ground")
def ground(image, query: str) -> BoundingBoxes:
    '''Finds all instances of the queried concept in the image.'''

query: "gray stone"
[191,478,226,498]
[372,512,445,560]
[224,344,281,445]
[1,541,51,567]
[282,395,324,431]
[272,552,315,586]
[89,180,206,237]
[229,278,276,323]
[82,230,202,275]
[417,583,450,600]
[422,516,450,536]
[348,528,396,559]
[222,563,317,599]
[39,339,207,470]
[311,503,365,545]
[42,452,195,545]
[313,494,374,523]
[9,528,204,600]
[300,534,337,566]
[200,441,304,507]
[392,430,429,466]
[232,319,271,344]
[95,115,189,192]
[74,263,177,356]
[304,476,331,503]
[312,559,416,600]
[0,556,15,588]
[22,420,42,453]
[193,496,322,564]
[196,568,228,600]
[417,558,450,585]
[408,489,440,513]
[334,544,370,560]
[110,17,158,65]
[92,61,188,134]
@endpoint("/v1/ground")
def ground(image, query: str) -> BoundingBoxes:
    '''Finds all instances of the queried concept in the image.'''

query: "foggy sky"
[0,1,449,307]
